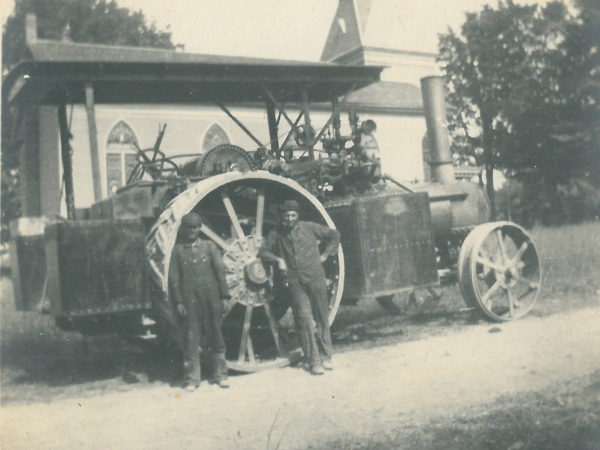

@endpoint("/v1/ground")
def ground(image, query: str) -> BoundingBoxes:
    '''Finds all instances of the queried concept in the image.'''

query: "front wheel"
[458,221,542,322]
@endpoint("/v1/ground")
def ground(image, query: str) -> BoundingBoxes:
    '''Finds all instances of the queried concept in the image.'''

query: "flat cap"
[281,199,300,212]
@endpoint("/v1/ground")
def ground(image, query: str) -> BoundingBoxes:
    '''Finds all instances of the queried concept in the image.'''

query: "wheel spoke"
[255,187,265,239]
[476,255,504,272]
[510,241,529,264]
[495,229,508,265]
[263,300,282,355]
[481,279,502,309]
[238,304,254,363]
[507,289,516,317]
[246,332,256,365]
[221,190,246,241]
[199,223,232,253]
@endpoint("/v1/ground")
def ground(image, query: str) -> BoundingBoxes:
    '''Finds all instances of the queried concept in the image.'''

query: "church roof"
[343,81,423,113]
[321,0,444,62]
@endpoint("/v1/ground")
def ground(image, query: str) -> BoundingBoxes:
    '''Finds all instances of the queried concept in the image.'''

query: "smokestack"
[420,76,455,184]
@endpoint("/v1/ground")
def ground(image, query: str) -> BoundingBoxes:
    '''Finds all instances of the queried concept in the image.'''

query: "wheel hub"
[245,259,269,285]
[497,265,519,289]
[223,235,271,307]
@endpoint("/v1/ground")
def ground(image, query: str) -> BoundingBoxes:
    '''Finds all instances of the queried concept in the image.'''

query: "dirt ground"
[2,302,600,449]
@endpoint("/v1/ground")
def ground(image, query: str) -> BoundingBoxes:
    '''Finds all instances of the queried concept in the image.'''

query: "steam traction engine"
[8,64,542,372]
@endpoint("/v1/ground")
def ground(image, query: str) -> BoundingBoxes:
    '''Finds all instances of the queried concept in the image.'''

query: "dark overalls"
[261,221,340,369]
[168,239,229,385]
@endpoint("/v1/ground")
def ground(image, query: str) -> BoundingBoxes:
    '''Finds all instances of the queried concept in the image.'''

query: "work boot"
[184,382,200,392]
[310,365,324,376]
[215,378,229,389]
[322,359,333,371]
[212,352,229,388]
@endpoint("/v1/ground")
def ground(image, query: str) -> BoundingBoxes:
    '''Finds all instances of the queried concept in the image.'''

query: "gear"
[198,144,254,177]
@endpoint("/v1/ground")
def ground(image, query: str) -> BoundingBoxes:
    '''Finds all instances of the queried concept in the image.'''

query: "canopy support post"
[301,88,315,159]
[266,100,280,158]
[57,100,75,219]
[332,96,341,141]
[84,82,102,201]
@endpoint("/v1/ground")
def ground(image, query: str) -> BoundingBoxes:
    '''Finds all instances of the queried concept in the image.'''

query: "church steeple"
[320,0,440,84]
[320,0,367,64]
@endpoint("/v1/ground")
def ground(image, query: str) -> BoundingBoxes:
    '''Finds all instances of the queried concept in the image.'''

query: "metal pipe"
[216,102,265,149]
[420,76,455,184]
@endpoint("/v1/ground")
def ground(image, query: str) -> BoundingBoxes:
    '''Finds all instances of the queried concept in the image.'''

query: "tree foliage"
[2,0,175,69]
[1,0,176,241]
[438,0,599,225]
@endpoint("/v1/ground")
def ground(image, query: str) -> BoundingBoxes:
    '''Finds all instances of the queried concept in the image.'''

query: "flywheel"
[199,144,255,176]
[146,171,344,372]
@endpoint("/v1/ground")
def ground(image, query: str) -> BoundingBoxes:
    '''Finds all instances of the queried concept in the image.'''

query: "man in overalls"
[259,200,340,375]
[169,212,231,390]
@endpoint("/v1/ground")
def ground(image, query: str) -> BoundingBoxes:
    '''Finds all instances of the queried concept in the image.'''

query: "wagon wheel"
[458,221,541,322]
[146,171,344,372]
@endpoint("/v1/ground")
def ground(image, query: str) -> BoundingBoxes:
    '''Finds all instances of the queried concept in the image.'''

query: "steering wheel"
[127,147,180,184]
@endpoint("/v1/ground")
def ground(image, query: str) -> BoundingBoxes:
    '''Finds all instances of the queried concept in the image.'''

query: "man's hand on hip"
[277,258,288,273]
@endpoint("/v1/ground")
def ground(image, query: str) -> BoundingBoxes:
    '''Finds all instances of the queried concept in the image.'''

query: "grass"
[528,221,600,316]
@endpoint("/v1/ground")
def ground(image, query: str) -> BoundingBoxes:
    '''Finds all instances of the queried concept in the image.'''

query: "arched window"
[202,123,230,153]
[106,121,139,194]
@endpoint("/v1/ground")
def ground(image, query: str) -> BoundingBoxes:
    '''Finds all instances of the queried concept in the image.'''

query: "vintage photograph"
[1,0,599,448]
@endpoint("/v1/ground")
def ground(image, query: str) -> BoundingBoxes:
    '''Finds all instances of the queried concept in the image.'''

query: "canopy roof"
[3,39,383,106]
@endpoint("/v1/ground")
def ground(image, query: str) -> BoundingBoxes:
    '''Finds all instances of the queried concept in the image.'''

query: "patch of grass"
[529,222,600,315]
[316,371,600,450]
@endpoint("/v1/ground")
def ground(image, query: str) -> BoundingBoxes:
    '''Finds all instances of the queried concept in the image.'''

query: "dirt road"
[2,306,600,449]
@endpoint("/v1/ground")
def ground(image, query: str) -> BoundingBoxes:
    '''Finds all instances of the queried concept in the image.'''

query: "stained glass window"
[106,121,139,195]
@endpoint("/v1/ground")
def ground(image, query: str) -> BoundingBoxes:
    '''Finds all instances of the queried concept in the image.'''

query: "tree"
[3,0,176,69]
[437,0,588,221]
[1,0,177,241]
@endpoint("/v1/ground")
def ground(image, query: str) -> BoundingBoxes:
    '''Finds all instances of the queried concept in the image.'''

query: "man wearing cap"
[259,200,340,375]
[169,212,231,390]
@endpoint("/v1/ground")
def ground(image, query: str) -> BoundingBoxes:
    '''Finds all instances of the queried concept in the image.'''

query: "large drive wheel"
[146,171,344,372]
[458,221,541,322]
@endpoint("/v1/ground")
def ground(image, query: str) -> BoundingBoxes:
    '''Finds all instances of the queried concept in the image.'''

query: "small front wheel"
[458,222,541,322]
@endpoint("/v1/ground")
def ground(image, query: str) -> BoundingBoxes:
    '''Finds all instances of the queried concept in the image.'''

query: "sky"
[1,0,558,62]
